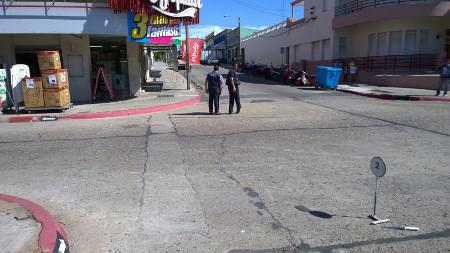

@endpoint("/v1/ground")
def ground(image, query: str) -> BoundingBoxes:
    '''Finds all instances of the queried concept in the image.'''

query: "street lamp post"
[224,15,241,62]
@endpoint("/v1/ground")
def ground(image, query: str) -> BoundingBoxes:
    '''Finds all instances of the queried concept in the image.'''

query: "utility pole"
[238,17,241,61]
[185,23,191,90]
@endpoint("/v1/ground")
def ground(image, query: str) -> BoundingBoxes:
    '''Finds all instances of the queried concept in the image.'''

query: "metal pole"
[373,177,379,216]
[238,17,241,61]
[185,23,191,90]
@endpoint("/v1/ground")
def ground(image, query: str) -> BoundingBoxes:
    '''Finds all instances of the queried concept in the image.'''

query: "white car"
[207,58,220,65]
[177,59,186,70]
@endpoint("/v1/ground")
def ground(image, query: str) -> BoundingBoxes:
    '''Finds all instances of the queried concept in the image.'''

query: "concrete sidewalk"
[337,82,450,102]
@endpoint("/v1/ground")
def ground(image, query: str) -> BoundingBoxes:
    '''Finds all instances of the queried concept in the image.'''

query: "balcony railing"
[335,0,441,17]
[338,54,437,72]
[241,21,287,42]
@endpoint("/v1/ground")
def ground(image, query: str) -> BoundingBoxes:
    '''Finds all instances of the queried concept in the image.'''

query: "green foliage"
[154,52,165,61]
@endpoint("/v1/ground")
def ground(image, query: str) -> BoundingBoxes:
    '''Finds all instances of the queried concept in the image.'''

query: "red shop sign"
[182,39,203,65]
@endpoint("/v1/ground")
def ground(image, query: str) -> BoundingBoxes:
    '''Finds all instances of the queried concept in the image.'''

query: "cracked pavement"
[0,64,449,252]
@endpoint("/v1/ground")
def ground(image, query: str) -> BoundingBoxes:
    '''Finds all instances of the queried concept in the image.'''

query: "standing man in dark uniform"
[226,59,241,114]
[205,64,224,115]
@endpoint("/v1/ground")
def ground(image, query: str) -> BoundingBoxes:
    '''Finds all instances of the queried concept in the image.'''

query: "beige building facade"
[241,0,450,89]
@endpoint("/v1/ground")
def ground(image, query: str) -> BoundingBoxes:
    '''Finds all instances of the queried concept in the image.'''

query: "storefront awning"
[213,43,226,50]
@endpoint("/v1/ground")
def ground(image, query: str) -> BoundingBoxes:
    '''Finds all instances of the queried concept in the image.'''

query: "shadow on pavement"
[172,112,212,116]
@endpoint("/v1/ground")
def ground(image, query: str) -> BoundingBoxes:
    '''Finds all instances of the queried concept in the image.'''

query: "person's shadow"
[172,112,213,116]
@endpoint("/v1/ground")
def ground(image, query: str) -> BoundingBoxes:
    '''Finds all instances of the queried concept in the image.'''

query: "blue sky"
[181,0,304,39]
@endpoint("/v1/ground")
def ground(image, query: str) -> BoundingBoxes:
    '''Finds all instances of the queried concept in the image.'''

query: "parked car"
[207,57,220,65]
[177,56,186,70]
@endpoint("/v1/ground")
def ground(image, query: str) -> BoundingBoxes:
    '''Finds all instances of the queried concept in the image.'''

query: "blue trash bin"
[316,66,327,86]
[316,67,341,89]
[324,68,342,88]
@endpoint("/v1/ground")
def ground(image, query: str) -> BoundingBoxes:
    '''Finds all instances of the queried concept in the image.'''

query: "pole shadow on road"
[295,205,365,219]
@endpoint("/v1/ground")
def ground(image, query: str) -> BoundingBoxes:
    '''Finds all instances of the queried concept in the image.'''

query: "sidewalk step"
[142,82,163,92]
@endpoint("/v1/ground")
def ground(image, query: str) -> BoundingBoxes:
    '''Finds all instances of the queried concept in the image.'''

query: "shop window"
[368,34,376,56]
[419,30,429,54]
[312,41,321,61]
[294,45,301,62]
[322,39,331,60]
[377,32,387,56]
[404,30,417,55]
[323,0,333,12]
[389,31,402,55]
[339,38,347,59]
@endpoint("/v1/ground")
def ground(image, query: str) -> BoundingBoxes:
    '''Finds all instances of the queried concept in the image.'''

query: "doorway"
[89,36,129,98]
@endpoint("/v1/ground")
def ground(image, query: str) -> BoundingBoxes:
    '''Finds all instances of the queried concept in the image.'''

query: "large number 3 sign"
[131,13,149,40]
[128,12,181,44]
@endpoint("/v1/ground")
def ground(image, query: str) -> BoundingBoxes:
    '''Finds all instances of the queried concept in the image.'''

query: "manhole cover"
[250,100,275,103]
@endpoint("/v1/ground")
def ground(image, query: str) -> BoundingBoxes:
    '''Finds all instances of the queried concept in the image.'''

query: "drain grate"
[250,100,275,103]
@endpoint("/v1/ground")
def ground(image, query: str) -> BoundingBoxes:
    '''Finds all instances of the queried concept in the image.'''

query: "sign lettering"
[149,0,203,11]
[128,12,181,44]
[148,0,203,18]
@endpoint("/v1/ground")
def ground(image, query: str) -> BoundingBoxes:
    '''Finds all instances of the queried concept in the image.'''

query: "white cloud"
[247,26,268,31]
[178,25,268,41]
[180,25,225,40]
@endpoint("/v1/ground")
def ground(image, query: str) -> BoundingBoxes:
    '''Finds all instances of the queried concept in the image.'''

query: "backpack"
[442,65,450,78]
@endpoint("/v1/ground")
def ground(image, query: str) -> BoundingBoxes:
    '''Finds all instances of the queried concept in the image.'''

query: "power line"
[231,0,283,11]
[231,0,283,17]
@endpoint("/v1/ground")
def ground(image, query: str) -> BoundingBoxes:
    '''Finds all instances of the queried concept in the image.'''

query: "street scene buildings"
[208,0,449,89]
[0,1,449,253]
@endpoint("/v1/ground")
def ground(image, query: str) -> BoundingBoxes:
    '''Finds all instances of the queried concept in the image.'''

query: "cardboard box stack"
[37,51,71,107]
[21,78,44,108]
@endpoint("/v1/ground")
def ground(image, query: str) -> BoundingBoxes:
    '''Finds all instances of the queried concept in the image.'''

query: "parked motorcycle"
[295,69,309,86]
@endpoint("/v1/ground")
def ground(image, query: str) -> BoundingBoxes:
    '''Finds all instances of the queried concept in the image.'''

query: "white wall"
[242,0,334,66]
[0,2,127,35]
[60,34,92,102]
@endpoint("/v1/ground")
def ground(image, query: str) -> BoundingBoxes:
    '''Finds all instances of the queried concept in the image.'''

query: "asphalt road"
[0,64,449,252]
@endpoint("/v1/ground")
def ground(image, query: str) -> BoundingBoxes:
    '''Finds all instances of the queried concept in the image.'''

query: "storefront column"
[126,39,141,95]
[172,44,178,71]
[60,34,91,102]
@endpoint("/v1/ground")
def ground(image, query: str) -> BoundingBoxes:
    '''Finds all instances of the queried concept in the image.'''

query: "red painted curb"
[0,193,69,252]
[421,96,450,102]
[7,88,202,123]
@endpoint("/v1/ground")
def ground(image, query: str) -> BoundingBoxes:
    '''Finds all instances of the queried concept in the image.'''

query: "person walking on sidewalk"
[349,59,357,83]
[343,61,349,83]
[205,64,224,115]
[226,59,242,114]
[435,58,450,96]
